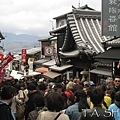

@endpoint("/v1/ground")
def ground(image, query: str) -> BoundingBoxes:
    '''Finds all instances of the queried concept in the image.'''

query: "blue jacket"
[65,102,80,120]
[108,101,120,120]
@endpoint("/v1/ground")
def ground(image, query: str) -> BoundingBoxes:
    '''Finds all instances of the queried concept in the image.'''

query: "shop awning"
[35,66,48,73]
[42,59,56,67]
[24,72,41,77]
[43,71,61,79]
[34,59,50,65]
[10,70,24,80]
[90,69,112,76]
[94,48,120,61]
[49,64,73,72]
[27,47,41,55]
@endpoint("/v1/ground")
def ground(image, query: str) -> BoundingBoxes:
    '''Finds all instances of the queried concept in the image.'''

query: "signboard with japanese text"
[102,0,120,36]
[44,46,54,56]
[22,49,26,63]
[0,53,14,73]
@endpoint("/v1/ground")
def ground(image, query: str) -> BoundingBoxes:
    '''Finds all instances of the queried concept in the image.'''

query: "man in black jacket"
[24,83,42,120]
[78,88,115,120]
[110,76,120,103]
[0,85,17,120]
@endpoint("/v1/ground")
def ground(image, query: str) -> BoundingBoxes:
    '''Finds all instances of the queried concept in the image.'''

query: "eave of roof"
[90,68,111,76]
[27,47,41,55]
[49,24,67,34]
[94,47,120,61]
[49,64,73,72]
[38,36,53,42]
[59,49,80,58]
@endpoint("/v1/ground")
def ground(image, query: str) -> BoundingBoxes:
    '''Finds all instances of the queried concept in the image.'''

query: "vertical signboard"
[0,53,14,73]
[22,49,26,63]
[102,0,120,36]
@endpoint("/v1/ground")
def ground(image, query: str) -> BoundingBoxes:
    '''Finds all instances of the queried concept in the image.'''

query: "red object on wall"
[22,49,26,63]
[0,54,4,60]
[44,46,54,56]
[0,53,14,73]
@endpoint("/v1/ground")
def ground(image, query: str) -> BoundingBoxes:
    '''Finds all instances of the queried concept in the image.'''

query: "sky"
[0,0,101,37]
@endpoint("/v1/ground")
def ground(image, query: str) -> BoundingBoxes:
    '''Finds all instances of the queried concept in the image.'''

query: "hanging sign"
[44,46,54,56]
[0,53,14,73]
[22,49,26,62]
[102,0,120,36]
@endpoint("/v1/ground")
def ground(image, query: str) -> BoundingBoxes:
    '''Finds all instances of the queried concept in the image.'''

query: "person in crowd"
[83,86,91,107]
[11,83,28,120]
[73,77,81,84]
[89,85,111,109]
[78,87,114,120]
[52,83,63,94]
[0,85,17,120]
[24,83,42,120]
[104,88,112,108]
[52,82,68,109]
[37,82,47,96]
[37,92,70,120]
[65,89,89,120]
[11,91,25,120]
[27,94,45,120]
[18,83,28,102]
[44,82,54,96]
[67,94,76,107]
[64,81,74,98]
[105,77,114,89]
[110,76,120,103]
[108,91,120,120]
[83,81,90,88]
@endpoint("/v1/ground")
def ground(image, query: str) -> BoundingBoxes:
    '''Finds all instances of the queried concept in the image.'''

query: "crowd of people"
[0,75,120,120]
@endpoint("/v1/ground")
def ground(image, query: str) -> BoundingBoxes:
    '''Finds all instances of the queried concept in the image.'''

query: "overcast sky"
[0,0,101,37]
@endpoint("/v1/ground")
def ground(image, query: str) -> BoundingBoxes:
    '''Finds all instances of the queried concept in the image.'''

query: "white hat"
[38,78,44,83]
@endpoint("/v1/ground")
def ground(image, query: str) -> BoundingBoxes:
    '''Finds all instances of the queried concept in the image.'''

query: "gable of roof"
[78,4,95,10]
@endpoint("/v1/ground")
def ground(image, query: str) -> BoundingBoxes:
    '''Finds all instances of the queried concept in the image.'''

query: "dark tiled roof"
[59,8,114,59]
[94,47,120,61]
[67,12,107,54]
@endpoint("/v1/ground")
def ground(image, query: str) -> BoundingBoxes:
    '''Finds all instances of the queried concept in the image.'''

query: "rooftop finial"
[78,0,80,8]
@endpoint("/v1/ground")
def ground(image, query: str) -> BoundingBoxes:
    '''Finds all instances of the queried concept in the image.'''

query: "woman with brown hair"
[37,92,69,120]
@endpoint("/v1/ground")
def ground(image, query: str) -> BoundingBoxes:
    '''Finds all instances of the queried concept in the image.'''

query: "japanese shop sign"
[102,0,120,36]
[0,53,14,73]
[22,49,26,63]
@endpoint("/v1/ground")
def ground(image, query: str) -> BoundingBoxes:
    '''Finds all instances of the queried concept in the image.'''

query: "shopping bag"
[16,103,25,119]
